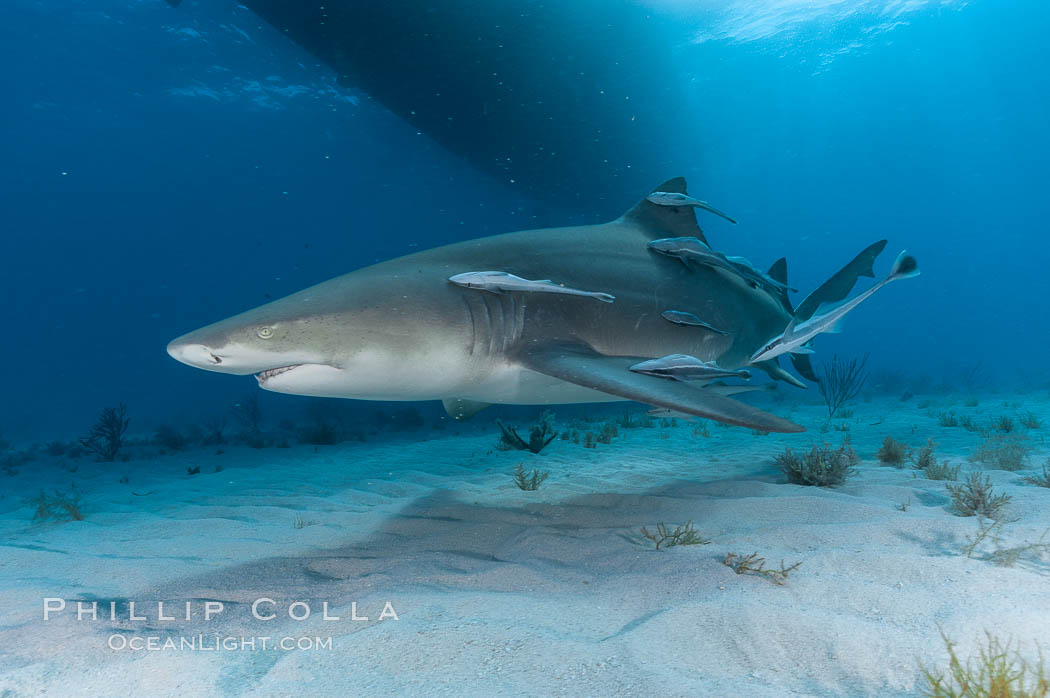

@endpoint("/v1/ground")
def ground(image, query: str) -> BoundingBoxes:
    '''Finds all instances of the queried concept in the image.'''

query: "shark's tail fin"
[888,250,920,281]
[794,240,887,323]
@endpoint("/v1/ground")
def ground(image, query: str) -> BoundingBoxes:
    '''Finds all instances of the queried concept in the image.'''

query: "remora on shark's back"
[646,192,738,224]
[167,177,916,434]
[448,271,615,303]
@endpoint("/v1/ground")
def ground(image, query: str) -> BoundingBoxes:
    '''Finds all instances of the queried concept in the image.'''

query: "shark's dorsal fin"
[766,257,794,313]
[767,258,788,285]
[620,177,708,245]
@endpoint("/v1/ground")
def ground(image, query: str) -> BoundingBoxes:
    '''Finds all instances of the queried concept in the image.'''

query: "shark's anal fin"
[790,354,820,383]
[517,343,805,433]
[621,177,709,245]
[442,398,491,420]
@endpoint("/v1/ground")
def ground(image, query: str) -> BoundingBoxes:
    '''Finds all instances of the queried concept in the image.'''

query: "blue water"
[3,0,1048,440]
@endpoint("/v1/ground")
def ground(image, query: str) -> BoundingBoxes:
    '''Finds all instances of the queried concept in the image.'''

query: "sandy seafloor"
[0,393,1048,697]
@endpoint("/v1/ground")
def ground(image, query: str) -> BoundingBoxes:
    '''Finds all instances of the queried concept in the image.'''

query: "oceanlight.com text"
[107,634,334,652]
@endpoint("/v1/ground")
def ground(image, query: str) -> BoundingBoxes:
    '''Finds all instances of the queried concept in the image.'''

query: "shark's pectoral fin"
[517,344,805,433]
[442,398,491,420]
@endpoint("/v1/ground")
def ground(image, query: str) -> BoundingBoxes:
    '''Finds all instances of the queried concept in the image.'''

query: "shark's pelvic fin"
[442,398,491,421]
[517,343,805,433]
[621,177,709,245]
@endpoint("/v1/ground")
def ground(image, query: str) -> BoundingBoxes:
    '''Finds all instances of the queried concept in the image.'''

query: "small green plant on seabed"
[913,437,938,470]
[974,433,1031,471]
[640,521,710,550]
[597,422,618,444]
[921,630,1049,697]
[497,411,558,454]
[775,440,858,487]
[877,435,910,467]
[1020,412,1041,430]
[946,473,1011,518]
[962,517,1050,567]
[30,486,84,522]
[513,463,549,491]
[1022,462,1050,488]
[80,403,130,462]
[922,460,961,481]
[723,552,801,585]
[993,415,1015,433]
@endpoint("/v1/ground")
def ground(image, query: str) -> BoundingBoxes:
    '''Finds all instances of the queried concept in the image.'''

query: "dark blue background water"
[3,0,1048,440]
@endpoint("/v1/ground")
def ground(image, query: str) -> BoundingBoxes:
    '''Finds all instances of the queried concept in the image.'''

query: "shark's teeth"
[256,365,300,382]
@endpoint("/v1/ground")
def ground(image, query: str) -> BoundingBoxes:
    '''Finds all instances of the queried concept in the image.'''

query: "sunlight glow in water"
[654,0,967,45]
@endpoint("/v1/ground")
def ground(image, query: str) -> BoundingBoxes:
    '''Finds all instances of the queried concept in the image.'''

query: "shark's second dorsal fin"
[766,257,794,314]
[767,258,788,286]
[620,177,708,245]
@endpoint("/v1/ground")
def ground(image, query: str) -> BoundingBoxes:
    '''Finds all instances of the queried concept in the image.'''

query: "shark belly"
[457,363,623,405]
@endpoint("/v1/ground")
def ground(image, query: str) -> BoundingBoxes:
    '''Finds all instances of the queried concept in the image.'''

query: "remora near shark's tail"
[785,239,889,382]
[750,250,920,364]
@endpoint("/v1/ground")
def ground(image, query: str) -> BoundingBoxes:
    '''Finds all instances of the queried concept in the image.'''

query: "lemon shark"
[167,178,902,433]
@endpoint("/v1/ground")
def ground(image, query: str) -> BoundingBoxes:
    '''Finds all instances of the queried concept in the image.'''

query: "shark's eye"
[257,326,274,339]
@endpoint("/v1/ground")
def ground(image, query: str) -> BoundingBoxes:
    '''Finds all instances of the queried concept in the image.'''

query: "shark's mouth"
[256,365,302,383]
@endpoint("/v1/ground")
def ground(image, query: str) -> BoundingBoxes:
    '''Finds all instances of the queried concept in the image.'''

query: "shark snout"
[166,330,330,377]
[167,341,226,370]
[166,334,264,375]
